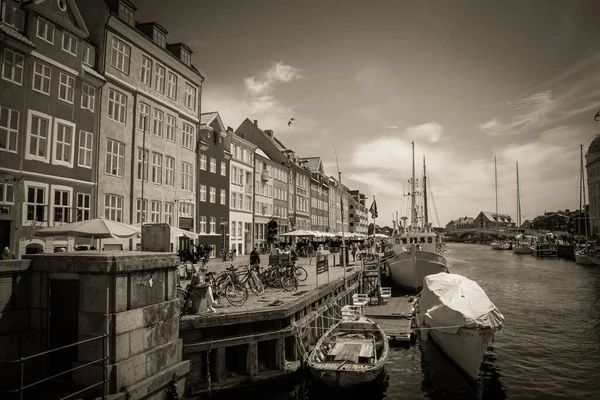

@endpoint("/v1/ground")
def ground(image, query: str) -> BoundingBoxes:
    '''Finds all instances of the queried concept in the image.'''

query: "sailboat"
[387,142,448,292]
[512,162,532,254]
[575,143,595,265]
[490,156,511,250]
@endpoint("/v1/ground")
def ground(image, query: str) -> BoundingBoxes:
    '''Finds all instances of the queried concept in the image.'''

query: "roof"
[455,217,474,224]
[0,23,35,47]
[255,149,271,160]
[589,135,600,155]
[480,212,513,223]
[81,64,105,81]
[200,112,218,125]
[299,157,322,173]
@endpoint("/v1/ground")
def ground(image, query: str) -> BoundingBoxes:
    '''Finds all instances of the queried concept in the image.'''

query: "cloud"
[384,125,398,129]
[244,62,302,95]
[405,122,444,143]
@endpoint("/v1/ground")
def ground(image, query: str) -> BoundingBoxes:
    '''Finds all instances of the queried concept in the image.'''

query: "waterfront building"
[327,176,345,233]
[235,118,311,232]
[348,190,368,234]
[445,216,475,233]
[472,211,514,230]
[586,135,600,235]
[198,112,230,258]
[0,0,104,256]
[228,130,255,255]
[78,0,204,251]
[300,157,329,232]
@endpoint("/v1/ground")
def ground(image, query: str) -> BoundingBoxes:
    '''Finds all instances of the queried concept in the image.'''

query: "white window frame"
[181,122,194,150]
[153,109,164,138]
[25,110,51,163]
[137,147,149,182]
[179,202,193,218]
[58,73,75,104]
[78,130,93,169]
[61,31,78,56]
[51,184,73,225]
[199,185,206,202]
[165,156,175,187]
[151,152,162,184]
[82,44,95,67]
[110,36,131,74]
[138,102,150,132]
[136,198,148,223]
[23,181,49,226]
[2,48,24,85]
[184,82,196,110]
[166,114,176,142]
[150,201,161,223]
[181,161,193,192]
[32,62,51,95]
[209,158,216,173]
[167,72,177,99]
[104,194,123,222]
[199,216,206,234]
[141,55,152,86]
[107,88,127,124]
[2,2,24,31]
[0,106,19,153]
[0,183,15,204]
[118,3,135,25]
[105,138,125,177]
[209,187,216,203]
[52,118,76,168]
[220,161,226,176]
[209,217,216,234]
[164,202,174,226]
[76,193,91,221]
[81,83,95,112]
[199,154,207,170]
[220,189,226,205]
[154,63,165,93]
[36,17,55,44]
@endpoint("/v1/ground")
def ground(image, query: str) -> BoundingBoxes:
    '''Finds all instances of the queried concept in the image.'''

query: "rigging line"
[426,176,441,227]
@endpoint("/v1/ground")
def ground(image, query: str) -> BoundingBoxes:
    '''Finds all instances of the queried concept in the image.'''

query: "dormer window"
[82,44,96,67]
[118,2,135,26]
[154,30,166,48]
[1,2,25,31]
[181,50,191,66]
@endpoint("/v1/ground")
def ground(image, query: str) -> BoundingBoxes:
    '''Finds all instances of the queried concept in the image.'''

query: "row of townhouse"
[0,0,370,259]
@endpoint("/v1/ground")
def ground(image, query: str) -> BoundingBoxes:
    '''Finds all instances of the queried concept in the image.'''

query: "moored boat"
[307,307,389,388]
[512,241,532,254]
[531,242,557,257]
[491,241,511,250]
[416,273,504,381]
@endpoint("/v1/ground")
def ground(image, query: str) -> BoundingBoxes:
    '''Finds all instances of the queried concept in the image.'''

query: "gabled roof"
[479,211,513,223]
[255,149,271,160]
[28,0,90,38]
[299,157,324,174]
[201,111,225,132]
[455,216,474,224]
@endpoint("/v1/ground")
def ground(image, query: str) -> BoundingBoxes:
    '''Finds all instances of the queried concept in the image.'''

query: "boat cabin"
[391,229,439,254]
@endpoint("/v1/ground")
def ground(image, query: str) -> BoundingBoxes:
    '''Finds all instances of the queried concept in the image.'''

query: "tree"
[267,219,278,244]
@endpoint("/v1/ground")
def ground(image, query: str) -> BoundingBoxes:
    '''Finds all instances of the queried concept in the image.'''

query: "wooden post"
[275,338,286,370]
[215,347,226,383]
[247,342,258,377]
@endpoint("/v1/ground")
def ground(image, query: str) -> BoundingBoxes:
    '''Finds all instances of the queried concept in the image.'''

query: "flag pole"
[333,143,347,290]
[372,195,376,253]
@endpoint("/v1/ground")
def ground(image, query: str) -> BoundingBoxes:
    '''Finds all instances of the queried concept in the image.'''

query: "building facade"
[348,190,368,234]
[586,135,600,236]
[301,157,329,232]
[445,216,475,233]
[78,0,204,251]
[0,0,104,257]
[229,131,255,255]
[472,211,514,231]
[198,112,230,258]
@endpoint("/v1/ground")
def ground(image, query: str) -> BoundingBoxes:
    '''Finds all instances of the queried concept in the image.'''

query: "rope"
[206,345,211,397]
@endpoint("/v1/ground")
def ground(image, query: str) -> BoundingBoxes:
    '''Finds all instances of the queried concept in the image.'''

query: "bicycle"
[280,264,299,291]
[280,259,307,281]
[177,283,192,317]
[236,264,264,296]
[206,266,248,306]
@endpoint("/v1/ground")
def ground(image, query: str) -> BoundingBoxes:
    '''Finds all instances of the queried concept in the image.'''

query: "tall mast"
[423,156,428,225]
[516,161,521,227]
[410,142,417,226]
[495,155,498,235]
[580,144,588,239]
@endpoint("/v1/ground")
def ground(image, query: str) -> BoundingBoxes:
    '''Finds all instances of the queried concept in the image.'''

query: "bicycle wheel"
[281,272,298,292]
[248,271,265,296]
[225,282,248,306]
[176,287,188,316]
[294,266,308,281]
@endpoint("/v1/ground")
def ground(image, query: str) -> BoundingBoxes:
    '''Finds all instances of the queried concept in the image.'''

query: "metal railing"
[0,334,108,400]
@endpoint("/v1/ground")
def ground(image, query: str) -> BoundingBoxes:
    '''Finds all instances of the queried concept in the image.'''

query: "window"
[184,83,196,110]
[154,64,165,93]
[231,166,237,184]
[199,185,206,201]
[199,216,206,234]
[2,48,24,85]
[209,158,216,173]
[166,115,176,142]
[0,183,14,204]
[199,154,207,170]
[110,37,130,74]
[138,103,150,132]
[81,83,95,112]
[26,185,46,222]
[155,31,166,48]
[61,31,77,56]
[167,72,177,99]
[153,109,163,138]
[164,203,174,225]
[181,161,193,191]
[58,73,75,103]
[0,106,19,153]
[220,189,226,205]
[137,147,148,181]
[165,156,175,187]
[238,169,243,186]
[220,161,226,176]
[181,122,194,150]
[76,193,90,221]
[53,188,70,224]
[36,17,54,43]
[181,50,191,66]
[105,139,125,177]
[151,152,162,184]
[104,194,123,222]
[209,187,216,203]
[141,56,152,86]
[245,195,251,211]
[32,62,51,95]
[179,202,193,217]
[151,201,161,223]
[118,3,135,25]
[53,121,74,167]
[136,198,147,223]
[82,45,95,67]
[209,217,216,234]
[27,111,50,162]
[2,2,25,31]
[231,221,236,238]
[231,192,237,209]
[238,222,242,238]
[107,88,127,124]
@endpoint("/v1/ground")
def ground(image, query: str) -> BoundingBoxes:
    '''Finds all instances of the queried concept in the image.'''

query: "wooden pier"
[363,296,416,342]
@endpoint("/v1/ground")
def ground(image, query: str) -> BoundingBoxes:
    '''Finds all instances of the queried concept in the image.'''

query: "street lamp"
[140,115,147,250]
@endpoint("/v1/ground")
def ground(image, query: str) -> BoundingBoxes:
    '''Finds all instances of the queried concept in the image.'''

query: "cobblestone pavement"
[180,256,361,316]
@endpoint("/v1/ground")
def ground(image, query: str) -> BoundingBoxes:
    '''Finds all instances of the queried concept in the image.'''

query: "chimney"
[227,126,233,133]
[265,129,273,138]
[254,120,258,127]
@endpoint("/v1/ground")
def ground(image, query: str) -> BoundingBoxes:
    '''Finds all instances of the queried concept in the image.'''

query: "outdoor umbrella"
[35,218,140,239]
[136,223,198,240]
[281,229,317,237]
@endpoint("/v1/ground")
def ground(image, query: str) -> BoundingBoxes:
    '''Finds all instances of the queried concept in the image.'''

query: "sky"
[137,0,600,227]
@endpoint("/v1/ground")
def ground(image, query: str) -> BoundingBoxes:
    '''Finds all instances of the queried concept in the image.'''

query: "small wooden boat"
[531,242,557,257]
[307,306,389,388]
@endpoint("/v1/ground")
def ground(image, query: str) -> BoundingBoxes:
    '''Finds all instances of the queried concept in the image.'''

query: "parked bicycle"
[236,264,264,296]
[206,266,248,306]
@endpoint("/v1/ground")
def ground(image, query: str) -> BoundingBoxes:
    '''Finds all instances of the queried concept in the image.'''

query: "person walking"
[250,246,261,266]
[306,242,315,265]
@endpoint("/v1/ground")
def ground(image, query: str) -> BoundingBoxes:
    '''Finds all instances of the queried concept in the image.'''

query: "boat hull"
[512,245,532,254]
[575,253,594,265]
[308,365,385,388]
[388,249,448,291]
[532,248,557,257]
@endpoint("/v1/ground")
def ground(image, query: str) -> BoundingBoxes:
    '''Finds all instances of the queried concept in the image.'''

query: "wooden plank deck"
[363,296,415,318]
[369,317,412,338]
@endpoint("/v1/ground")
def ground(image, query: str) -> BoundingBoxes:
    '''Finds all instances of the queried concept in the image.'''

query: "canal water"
[209,243,600,399]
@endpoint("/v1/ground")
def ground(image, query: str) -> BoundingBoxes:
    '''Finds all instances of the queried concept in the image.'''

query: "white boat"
[575,248,594,265]
[511,163,532,254]
[307,306,389,388]
[491,241,511,250]
[416,273,504,381]
[512,241,532,254]
[387,143,448,291]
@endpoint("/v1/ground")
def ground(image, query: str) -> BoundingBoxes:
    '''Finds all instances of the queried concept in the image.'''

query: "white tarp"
[419,273,505,334]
